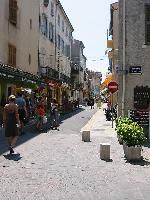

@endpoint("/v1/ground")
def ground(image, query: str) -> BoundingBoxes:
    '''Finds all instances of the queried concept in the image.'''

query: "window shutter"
[145,5,150,44]
[9,0,17,25]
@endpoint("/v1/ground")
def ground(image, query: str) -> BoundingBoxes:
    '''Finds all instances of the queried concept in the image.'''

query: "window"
[69,32,72,41]
[66,27,68,37]
[41,14,48,37]
[65,45,70,58]
[62,20,64,32]
[43,0,49,7]
[29,54,31,65]
[51,2,54,16]
[8,44,16,66]
[61,39,64,53]
[145,5,150,44]
[9,0,17,25]
[49,22,54,42]
[57,34,61,49]
[58,14,60,26]
[30,19,32,29]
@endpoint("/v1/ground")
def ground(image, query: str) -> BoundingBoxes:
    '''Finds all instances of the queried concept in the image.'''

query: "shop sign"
[129,66,142,74]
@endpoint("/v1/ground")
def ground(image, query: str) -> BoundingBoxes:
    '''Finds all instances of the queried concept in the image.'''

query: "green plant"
[115,117,133,137]
[121,122,146,147]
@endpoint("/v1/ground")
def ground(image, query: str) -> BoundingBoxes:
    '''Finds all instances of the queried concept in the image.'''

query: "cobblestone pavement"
[0,106,150,200]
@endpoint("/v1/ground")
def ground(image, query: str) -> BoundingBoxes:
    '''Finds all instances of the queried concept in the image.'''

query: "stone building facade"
[39,0,74,103]
[0,0,39,98]
[118,0,150,116]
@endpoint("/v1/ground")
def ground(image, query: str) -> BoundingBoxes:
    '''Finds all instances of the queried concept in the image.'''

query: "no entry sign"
[108,81,118,93]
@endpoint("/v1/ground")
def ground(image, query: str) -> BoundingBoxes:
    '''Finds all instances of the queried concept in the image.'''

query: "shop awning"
[0,62,43,88]
[100,73,113,90]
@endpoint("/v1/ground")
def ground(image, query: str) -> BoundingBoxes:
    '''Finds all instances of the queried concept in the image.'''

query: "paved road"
[0,106,150,200]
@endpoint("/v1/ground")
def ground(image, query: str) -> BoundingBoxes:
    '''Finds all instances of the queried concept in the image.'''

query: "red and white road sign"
[108,81,118,93]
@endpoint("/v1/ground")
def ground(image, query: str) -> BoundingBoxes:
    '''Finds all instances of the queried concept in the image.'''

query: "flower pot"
[123,143,142,161]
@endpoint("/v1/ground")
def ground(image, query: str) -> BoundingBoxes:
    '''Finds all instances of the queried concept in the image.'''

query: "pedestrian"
[35,97,45,131]
[16,92,27,135]
[3,95,20,154]
[90,98,94,109]
[50,99,59,130]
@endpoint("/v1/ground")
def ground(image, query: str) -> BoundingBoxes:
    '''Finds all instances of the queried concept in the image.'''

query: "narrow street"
[0,106,150,200]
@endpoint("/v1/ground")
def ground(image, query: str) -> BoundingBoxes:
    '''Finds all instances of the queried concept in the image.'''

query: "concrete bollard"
[100,143,110,160]
[82,131,90,142]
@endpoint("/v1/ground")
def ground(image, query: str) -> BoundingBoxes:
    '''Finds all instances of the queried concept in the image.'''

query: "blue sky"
[61,0,117,79]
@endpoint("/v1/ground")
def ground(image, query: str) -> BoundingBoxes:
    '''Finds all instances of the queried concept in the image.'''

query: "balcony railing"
[41,67,59,80]
[60,73,70,84]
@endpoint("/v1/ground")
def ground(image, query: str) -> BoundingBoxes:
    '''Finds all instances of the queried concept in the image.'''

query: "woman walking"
[35,97,45,131]
[3,95,20,154]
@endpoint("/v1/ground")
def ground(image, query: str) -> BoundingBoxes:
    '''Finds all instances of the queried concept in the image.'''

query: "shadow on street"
[0,107,85,156]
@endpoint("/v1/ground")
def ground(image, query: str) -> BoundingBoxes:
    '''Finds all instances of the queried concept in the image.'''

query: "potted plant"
[115,117,133,145]
[121,122,146,161]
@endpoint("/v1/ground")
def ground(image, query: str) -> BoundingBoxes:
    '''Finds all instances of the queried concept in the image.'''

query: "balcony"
[41,67,59,80]
[60,73,70,84]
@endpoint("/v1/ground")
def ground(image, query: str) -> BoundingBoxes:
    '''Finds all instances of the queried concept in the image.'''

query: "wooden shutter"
[8,44,16,67]
[9,0,17,25]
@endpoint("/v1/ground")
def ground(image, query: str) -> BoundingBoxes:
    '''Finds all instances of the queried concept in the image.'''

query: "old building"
[118,0,150,117]
[71,39,87,103]
[107,2,119,105]
[0,0,40,97]
[39,0,74,104]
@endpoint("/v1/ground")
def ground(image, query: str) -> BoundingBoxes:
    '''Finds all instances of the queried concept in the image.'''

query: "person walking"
[35,97,45,131]
[3,95,20,154]
[90,98,94,109]
[16,92,27,135]
[50,99,60,130]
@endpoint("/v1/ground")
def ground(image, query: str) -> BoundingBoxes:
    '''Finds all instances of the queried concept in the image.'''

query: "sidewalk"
[0,107,150,199]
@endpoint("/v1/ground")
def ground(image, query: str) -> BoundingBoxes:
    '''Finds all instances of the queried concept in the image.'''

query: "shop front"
[0,63,40,124]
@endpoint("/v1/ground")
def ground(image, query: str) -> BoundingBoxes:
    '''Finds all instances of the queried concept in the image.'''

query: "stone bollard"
[82,131,90,142]
[100,143,110,160]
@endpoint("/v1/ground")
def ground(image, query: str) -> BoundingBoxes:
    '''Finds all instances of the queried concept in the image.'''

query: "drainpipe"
[122,0,126,116]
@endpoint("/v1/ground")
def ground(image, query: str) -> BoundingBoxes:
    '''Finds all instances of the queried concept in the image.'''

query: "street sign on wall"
[108,81,118,94]
[129,66,142,74]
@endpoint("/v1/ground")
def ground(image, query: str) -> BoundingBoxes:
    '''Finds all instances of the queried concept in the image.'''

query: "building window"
[49,22,54,42]
[145,5,150,44]
[51,2,54,16]
[62,20,64,32]
[30,19,32,29]
[66,27,68,37]
[69,32,72,41]
[29,54,31,65]
[61,39,64,53]
[43,0,49,7]
[57,34,61,49]
[41,14,48,37]
[58,14,60,26]
[9,0,17,25]
[8,44,16,67]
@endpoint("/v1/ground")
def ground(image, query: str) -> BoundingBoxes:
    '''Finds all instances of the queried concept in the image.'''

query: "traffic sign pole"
[107,81,118,128]
[111,93,114,128]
